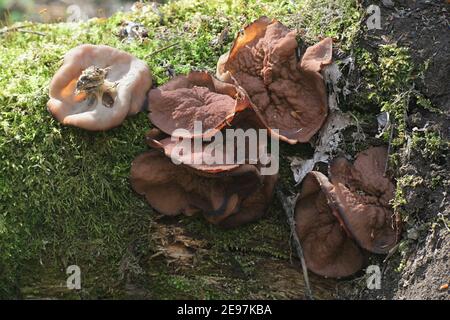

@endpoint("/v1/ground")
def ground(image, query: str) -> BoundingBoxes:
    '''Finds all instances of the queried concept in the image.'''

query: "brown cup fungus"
[148,71,250,139]
[48,44,151,131]
[295,147,400,278]
[138,69,278,228]
[328,147,399,254]
[295,171,364,278]
[216,17,333,144]
[130,132,278,228]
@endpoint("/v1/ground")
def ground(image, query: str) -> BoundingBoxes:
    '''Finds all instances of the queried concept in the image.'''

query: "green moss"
[411,131,449,162]
[0,0,364,298]
[391,175,421,225]
[181,204,291,261]
[430,175,443,190]
[392,183,407,216]
[397,175,424,189]
[350,45,413,147]
[289,0,362,47]
[414,93,444,115]
[145,272,256,300]
[394,239,409,273]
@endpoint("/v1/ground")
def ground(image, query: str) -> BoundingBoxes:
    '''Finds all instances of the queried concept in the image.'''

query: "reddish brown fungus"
[148,71,250,139]
[216,17,333,144]
[294,147,400,278]
[295,171,364,278]
[144,128,240,174]
[130,148,277,228]
[329,147,400,254]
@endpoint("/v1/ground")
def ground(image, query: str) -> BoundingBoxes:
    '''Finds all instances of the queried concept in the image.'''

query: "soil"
[343,0,449,300]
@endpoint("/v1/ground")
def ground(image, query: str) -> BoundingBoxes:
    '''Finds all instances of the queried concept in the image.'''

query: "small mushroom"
[130,148,277,228]
[329,147,399,254]
[147,71,250,139]
[48,44,151,131]
[216,17,333,144]
[295,171,364,278]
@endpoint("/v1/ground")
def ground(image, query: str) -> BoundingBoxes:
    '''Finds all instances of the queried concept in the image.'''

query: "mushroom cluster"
[295,147,401,278]
[130,71,278,227]
[130,147,277,228]
[47,17,401,278]
[48,44,151,131]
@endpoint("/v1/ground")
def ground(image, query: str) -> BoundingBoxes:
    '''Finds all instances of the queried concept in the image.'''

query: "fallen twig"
[145,42,180,58]
[0,24,30,34]
[384,120,395,175]
[276,185,314,300]
[17,29,46,36]
[0,24,46,36]
[381,242,399,275]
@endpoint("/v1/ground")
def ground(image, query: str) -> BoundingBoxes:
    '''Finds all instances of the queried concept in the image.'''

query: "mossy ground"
[1,0,446,299]
[0,0,363,299]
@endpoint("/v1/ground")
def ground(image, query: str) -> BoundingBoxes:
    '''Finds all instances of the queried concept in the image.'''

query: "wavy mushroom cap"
[329,147,399,254]
[295,171,364,278]
[48,44,151,131]
[130,150,277,228]
[216,17,333,144]
[145,128,240,174]
[148,71,249,139]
